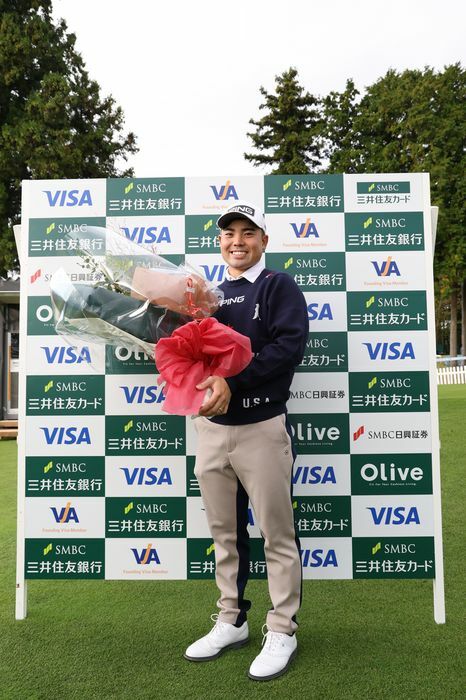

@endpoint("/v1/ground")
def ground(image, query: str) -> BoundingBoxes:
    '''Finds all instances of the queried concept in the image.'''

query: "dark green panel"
[106,497,186,537]
[265,175,344,212]
[349,372,430,412]
[353,537,435,578]
[25,539,105,578]
[106,178,185,216]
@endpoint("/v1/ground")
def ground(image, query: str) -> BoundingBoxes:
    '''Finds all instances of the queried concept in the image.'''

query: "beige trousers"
[194,414,302,634]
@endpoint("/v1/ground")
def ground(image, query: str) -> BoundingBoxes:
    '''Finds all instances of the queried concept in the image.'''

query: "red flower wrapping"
[155,317,253,415]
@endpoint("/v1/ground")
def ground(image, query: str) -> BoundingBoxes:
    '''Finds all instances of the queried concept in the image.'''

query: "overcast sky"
[53,0,465,177]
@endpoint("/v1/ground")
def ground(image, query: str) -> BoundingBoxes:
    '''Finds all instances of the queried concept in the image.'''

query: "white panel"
[348,331,429,371]
[349,413,432,454]
[25,497,105,538]
[266,213,345,252]
[185,176,264,215]
[304,291,347,332]
[105,375,166,415]
[351,495,434,536]
[105,539,186,579]
[106,456,186,497]
[26,179,106,218]
[106,215,185,254]
[289,372,349,413]
[346,251,426,291]
[292,455,351,496]
[27,336,105,375]
[300,537,353,579]
[343,174,425,213]
[24,416,105,456]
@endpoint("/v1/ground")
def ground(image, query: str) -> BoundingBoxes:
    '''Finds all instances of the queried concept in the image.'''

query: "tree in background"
[0,0,138,275]
[322,64,465,356]
[247,64,465,356]
[320,78,360,172]
[244,68,322,174]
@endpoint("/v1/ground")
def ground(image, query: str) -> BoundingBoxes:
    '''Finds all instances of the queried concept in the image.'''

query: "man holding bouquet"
[184,201,308,681]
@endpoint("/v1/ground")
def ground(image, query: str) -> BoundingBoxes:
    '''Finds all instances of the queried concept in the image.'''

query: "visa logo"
[50,502,79,523]
[120,386,165,404]
[371,258,401,277]
[200,264,226,283]
[40,427,91,445]
[121,226,171,245]
[210,180,238,201]
[120,467,172,485]
[367,506,420,525]
[291,219,319,239]
[293,465,336,485]
[308,303,333,321]
[301,548,338,567]
[363,342,415,360]
[43,189,92,207]
[41,346,91,364]
[131,545,161,565]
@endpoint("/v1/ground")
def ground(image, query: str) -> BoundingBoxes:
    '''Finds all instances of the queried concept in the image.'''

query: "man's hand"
[197,376,232,417]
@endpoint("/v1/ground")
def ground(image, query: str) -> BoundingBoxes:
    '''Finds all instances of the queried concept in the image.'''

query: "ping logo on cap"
[227,205,255,216]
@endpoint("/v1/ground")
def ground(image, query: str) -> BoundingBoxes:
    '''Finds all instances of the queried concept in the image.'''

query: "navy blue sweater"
[211,268,308,425]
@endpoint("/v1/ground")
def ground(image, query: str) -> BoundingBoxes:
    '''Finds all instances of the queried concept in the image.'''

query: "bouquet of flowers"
[50,226,252,414]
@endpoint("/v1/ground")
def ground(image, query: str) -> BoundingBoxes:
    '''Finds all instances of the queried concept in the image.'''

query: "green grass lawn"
[1,386,465,699]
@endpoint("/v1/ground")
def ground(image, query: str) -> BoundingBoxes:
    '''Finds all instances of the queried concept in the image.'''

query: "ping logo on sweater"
[219,295,245,306]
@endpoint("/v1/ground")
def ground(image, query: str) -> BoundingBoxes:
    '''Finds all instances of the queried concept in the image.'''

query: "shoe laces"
[261,624,287,652]
[209,613,229,636]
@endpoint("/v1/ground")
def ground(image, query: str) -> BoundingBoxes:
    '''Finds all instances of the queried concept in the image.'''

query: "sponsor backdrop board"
[17,174,445,622]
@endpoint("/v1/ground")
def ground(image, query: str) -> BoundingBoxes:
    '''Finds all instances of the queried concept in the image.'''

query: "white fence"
[436,357,466,384]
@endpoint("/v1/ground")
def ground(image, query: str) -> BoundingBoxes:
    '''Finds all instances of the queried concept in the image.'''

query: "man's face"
[219,218,268,277]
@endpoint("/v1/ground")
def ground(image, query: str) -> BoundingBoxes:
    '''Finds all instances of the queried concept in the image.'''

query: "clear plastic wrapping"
[49,225,223,358]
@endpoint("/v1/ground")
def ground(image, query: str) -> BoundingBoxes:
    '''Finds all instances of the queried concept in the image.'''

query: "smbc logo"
[357,181,410,194]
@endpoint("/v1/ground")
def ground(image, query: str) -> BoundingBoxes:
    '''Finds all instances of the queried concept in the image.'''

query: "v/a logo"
[210,180,238,201]
[371,257,400,277]
[50,502,79,523]
[290,218,319,239]
[200,264,226,283]
[131,544,161,564]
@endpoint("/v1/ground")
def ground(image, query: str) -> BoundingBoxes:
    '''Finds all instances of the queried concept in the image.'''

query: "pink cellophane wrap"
[155,317,253,415]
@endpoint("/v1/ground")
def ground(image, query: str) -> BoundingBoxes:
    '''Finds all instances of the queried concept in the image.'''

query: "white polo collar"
[225,259,265,282]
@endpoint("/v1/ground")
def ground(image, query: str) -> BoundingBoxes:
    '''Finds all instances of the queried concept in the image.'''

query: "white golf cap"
[217,201,266,231]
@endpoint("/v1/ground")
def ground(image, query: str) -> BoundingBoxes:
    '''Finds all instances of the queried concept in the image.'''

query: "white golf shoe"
[248,625,297,681]
[184,614,249,661]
